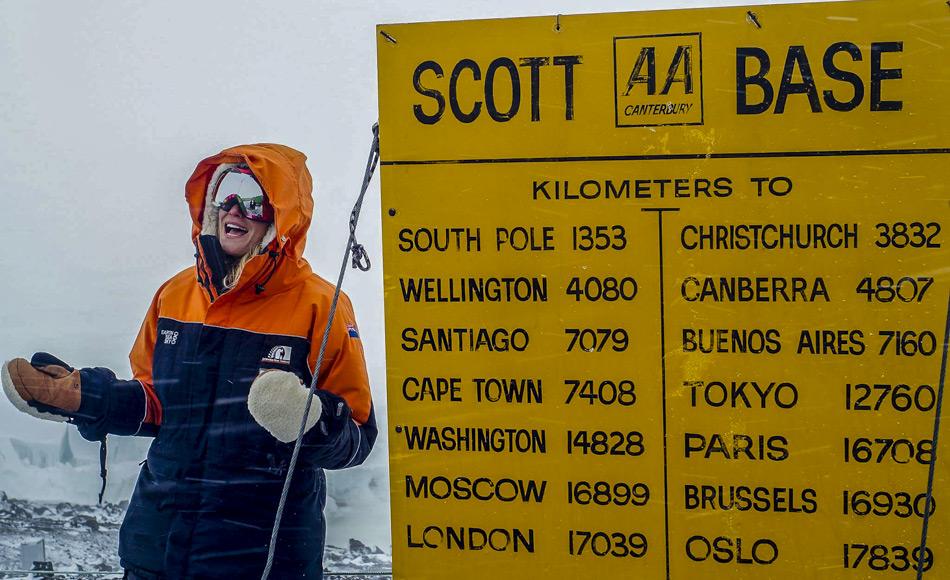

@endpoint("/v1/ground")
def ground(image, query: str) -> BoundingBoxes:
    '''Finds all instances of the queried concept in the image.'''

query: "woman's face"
[217,204,271,257]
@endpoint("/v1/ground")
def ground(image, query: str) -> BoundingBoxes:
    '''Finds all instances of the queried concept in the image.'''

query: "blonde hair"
[223,250,258,290]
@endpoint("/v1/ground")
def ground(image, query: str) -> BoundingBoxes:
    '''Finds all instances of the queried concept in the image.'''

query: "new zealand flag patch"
[346,323,360,339]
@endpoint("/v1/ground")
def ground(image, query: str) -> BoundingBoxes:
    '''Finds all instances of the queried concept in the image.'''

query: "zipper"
[193,240,217,303]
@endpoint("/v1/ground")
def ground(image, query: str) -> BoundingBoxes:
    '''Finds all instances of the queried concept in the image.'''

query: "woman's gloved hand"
[2,353,81,422]
[247,369,351,444]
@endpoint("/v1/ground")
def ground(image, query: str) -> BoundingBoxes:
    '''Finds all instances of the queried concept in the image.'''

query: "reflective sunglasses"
[213,167,274,222]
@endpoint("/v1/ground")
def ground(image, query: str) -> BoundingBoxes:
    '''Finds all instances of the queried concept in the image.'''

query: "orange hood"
[186,143,313,262]
[185,144,314,298]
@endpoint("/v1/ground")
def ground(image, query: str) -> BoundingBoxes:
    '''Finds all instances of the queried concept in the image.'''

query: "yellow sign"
[377,1,949,578]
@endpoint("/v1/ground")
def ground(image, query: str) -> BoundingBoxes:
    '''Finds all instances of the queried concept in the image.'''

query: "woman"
[2,143,377,579]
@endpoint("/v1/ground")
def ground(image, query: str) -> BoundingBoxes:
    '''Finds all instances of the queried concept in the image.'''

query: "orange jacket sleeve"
[308,292,372,425]
[301,291,377,469]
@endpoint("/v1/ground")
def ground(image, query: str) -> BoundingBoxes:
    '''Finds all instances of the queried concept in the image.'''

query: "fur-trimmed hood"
[185,144,315,298]
[198,162,278,252]
[186,143,313,262]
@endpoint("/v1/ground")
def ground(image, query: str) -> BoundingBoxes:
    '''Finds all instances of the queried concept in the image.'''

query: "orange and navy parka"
[75,144,377,579]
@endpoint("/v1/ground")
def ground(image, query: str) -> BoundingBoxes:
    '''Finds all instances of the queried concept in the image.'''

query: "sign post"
[377,1,949,577]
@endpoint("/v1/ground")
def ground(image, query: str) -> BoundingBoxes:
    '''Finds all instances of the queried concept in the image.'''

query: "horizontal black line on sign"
[380,147,950,166]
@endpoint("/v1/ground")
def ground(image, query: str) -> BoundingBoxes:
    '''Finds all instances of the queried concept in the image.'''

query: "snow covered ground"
[0,428,391,577]
[0,491,125,574]
[0,494,391,578]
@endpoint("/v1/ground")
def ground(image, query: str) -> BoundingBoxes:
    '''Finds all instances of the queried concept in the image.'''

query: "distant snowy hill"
[0,428,147,505]
[325,458,390,549]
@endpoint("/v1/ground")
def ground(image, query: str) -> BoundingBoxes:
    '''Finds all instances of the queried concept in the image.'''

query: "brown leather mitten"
[2,356,82,422]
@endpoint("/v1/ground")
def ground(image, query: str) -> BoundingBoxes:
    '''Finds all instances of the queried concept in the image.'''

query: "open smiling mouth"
[224,223,249,238]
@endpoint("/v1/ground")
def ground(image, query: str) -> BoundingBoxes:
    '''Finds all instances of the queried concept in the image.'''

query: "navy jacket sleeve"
[74,368,151,441]
[298,393,378,470]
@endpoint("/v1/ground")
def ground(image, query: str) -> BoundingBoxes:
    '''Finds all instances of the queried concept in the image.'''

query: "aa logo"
[613,32,704,127]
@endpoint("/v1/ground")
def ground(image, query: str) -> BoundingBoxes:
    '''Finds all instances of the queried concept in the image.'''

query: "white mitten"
[247,370,322,443]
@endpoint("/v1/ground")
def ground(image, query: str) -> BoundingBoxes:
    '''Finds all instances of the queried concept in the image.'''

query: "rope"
[97,437,107,504]
[260,123,380,580]
[916,292,950,579]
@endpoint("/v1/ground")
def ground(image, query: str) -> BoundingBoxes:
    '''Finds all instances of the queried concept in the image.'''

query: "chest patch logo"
[263,345,293,364]
[160,330,179,345]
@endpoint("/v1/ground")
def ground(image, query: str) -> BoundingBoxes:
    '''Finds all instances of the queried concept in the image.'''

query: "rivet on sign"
[746,10,762,29]
[554,14,561,32]
[388,208,397,217]
[379,30,398,44]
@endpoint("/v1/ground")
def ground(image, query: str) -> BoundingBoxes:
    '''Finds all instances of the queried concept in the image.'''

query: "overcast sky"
[0,0,822,443]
